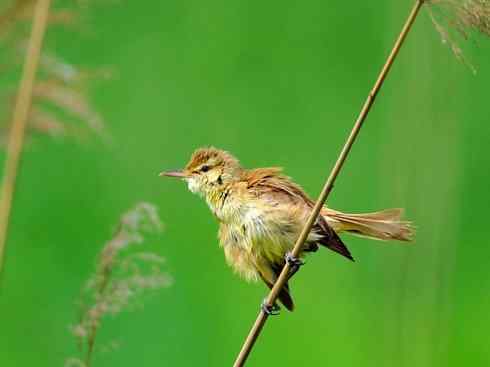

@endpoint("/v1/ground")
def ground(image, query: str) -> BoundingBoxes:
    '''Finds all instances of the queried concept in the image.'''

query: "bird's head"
[160,147,242,196]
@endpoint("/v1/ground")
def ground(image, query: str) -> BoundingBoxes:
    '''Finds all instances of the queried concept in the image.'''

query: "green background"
[1,0,490,366]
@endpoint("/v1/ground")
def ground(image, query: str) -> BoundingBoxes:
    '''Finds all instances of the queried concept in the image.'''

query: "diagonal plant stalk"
[233,1,426,366]
[0,0,52,275]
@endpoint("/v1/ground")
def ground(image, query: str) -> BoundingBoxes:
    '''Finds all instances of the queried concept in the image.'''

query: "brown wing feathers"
[245,167,354,262]
[315,221,354,261]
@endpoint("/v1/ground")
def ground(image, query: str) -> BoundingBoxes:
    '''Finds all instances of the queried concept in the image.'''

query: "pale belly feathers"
[211,194,319,282]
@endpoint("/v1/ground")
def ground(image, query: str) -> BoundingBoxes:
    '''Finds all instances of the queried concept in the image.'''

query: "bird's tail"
[322,208,414,242]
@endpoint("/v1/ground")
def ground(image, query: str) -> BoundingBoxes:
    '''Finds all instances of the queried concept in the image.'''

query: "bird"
[161,147,413,313]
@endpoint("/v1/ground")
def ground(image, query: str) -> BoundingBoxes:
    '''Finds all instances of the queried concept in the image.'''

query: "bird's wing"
[243,167,314,206]
[244,168,354,261]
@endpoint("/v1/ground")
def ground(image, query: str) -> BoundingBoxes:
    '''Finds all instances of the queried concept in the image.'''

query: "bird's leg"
[261,299,281,316]
[285,251,305,278]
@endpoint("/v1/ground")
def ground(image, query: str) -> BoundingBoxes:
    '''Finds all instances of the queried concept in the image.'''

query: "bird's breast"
[219,202,290,256]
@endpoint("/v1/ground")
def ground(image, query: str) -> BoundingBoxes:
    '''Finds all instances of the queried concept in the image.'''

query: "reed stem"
[0,0,52,275]
[233,1,425,366]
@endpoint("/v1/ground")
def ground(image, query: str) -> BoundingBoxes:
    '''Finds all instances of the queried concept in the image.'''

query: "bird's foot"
[261,299,281,316]
[285,251,305,278]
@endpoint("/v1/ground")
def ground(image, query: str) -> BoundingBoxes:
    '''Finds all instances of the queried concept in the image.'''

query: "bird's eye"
[200,165,210,172]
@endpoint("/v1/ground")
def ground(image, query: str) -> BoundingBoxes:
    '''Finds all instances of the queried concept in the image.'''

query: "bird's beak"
[159,170,187,178]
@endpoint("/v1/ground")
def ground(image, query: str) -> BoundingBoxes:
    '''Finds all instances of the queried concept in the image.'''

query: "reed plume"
[66,202,172,367]
[0,0,108,141]
[428,0,490,71]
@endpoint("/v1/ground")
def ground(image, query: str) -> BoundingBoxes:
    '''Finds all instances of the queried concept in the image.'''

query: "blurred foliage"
[0,0,489,366]
[0,0,106,144]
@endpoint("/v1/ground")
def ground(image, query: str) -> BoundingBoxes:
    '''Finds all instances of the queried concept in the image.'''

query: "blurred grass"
[1,0,490,366]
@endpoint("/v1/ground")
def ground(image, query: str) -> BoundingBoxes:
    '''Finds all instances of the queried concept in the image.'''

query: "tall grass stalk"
[0,0,51,275]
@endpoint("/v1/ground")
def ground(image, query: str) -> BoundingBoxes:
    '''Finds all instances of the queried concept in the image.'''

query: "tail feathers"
[323,208,414,242]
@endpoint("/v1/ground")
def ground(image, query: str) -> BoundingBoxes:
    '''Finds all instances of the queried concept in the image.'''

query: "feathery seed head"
[427,0,490,72]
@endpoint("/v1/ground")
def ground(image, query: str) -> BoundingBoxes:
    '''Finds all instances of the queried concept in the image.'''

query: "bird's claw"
[261,299,281,316]
[285,252,305,267]
[285,252,305,278]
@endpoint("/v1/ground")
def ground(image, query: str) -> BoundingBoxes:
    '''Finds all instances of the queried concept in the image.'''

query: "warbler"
[161,147,413,312]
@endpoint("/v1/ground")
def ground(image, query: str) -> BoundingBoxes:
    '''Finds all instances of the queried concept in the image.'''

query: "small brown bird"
[161,147,413,312]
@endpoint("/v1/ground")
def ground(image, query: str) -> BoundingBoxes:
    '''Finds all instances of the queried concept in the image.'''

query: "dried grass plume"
[66,202,172,367]
[0,0,108,142]
[427,0,490,71]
